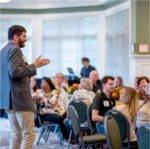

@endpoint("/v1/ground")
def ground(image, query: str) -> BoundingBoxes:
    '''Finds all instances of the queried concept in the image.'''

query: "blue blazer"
[0,42,36,112]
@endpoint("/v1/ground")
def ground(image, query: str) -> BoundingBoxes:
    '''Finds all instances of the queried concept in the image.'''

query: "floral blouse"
[33,89,65,115]
[70,89,95,106]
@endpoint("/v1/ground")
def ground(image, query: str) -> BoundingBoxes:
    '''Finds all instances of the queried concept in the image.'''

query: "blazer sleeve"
[8,47,37,79]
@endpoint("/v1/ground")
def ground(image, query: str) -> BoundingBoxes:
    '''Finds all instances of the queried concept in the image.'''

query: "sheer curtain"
[41,16,99,77]
[105,9,129,84]
[0,18,31,63]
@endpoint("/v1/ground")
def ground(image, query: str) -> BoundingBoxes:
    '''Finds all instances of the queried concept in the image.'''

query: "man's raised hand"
[33,55,50,68]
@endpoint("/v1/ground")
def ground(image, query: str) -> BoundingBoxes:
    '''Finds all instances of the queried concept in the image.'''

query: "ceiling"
[0,0,122,9]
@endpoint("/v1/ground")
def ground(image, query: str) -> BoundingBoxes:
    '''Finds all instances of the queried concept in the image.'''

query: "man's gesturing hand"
[33,55,50,68]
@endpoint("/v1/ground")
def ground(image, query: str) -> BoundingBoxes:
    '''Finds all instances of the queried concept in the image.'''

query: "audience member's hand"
[32,94,42,101]
[33,55,50,68]
[32,89,44,101]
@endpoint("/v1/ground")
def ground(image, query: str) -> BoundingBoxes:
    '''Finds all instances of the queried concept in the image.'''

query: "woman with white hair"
[70,78,95,106]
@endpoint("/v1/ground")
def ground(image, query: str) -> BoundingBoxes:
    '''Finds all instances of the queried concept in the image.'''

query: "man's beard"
[19,42,25,48]
[18,38,26,48]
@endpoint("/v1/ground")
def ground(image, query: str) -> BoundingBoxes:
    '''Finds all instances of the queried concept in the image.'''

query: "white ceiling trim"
[0,0,114,9]
[1,0,99,9]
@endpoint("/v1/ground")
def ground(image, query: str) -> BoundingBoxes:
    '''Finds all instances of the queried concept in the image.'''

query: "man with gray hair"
[89,70,102,94]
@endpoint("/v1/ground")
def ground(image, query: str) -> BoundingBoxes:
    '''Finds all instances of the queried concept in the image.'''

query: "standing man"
[0,25,50,149]
[80,57,96,78]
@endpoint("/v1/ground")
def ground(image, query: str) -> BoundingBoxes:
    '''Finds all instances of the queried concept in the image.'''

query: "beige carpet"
[0,118,77,149]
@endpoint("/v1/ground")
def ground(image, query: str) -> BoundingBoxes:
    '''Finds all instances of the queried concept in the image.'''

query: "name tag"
[103,101,110,107]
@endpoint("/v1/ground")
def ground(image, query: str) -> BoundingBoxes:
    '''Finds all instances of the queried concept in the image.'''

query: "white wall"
[129,54,150,85]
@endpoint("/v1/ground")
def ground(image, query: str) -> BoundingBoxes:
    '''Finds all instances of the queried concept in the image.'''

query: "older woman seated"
[70,78,95,106]
[33,77,68,139]
[64,78,95,138]
[53,73,69,111]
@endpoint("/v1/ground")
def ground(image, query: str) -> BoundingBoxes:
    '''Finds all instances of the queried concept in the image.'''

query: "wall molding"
[0,0,127,14]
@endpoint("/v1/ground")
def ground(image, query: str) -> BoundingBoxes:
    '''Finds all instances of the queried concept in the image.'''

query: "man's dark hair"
[81,57,89,63]
[8,25,26,40]
[101,75,114,84]
[137,76,150,87]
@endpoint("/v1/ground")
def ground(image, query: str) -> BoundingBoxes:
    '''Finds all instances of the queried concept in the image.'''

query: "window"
[105,10,129,84]
[41,16,99,77]
[0,18,31,63]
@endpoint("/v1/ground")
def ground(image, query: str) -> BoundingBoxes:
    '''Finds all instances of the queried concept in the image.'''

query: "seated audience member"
[136,84,150,128]
[70,78,95,106]
[80,57,96,78]
[137,76,149,106]
[64,78,95,137]
[137,76,149,90]
[111,76,124,101]
[33,77,68,139]
[53,73,69,110]
[89,70,102,94]
[30,76,39,126]
[114,76,124,87]
[114,87,139,142]
[91,76,115,134]
[54,73,68,91]
[30,76,37,96]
